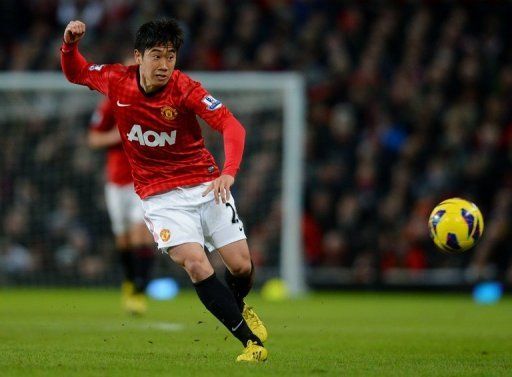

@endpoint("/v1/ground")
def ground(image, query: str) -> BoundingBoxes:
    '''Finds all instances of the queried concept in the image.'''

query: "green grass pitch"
[0,288,511,376]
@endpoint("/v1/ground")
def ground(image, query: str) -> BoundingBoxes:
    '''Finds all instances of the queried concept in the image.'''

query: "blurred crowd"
[1,0,512,286]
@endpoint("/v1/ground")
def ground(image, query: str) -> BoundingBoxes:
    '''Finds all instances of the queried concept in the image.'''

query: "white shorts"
[141,182,247,252]
[105,182,145,235]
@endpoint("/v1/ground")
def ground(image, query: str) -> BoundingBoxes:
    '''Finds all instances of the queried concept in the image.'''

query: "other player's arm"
[88,128,122,149]
[61,20,110,95]
[88,99,121,149]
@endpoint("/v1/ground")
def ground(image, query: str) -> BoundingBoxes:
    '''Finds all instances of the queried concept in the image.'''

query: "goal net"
[0,72,306,296]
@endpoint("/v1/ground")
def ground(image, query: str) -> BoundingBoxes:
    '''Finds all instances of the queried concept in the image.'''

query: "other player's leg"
[105,183,138,312]
[115,233,138,312]
[125,222,155,315]
[128,186,155,296]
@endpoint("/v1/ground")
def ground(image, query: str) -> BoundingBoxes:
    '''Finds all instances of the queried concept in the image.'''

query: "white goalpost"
[0,72,307,296]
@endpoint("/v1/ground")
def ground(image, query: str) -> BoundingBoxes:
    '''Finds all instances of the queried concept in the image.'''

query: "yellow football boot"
[121,281,134,311]
[236,340,268,363]
[125,293,147,316]
[242,305,268,342]
[121,281,147,315]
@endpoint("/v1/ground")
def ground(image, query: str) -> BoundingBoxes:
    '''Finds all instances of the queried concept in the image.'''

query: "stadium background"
[1,0,512,291]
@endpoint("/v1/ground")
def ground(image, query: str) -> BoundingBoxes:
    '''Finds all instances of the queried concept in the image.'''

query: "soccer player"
[61,18,268,362]
[88,97,155,315]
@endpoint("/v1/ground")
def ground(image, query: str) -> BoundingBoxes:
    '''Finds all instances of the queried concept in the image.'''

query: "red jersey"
[89,98,133,185]
[62,43,245,198]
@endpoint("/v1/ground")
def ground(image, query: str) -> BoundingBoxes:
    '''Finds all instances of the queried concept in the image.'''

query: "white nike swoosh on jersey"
[117,100,131,107]
[231,319,244,332]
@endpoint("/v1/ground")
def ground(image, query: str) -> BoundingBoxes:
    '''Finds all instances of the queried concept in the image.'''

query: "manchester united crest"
[160,229,171,242]
[161,106,178,121]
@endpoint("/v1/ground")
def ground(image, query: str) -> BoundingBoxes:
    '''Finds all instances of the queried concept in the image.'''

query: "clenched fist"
[63,20,86,44]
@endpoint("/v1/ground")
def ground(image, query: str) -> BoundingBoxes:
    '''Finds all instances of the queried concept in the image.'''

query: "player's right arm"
[63,20,86,44]
[61,20,110,95]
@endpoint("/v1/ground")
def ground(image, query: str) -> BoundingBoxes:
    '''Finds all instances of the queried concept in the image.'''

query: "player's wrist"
[60,40,78,53]
[220,171,237,179]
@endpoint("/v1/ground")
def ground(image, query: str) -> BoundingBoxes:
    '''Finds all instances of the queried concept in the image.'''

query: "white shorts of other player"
[105,182,145,235]
[142,182,247,253]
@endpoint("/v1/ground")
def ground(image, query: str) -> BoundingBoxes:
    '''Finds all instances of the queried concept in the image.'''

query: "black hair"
[134,18,184,54]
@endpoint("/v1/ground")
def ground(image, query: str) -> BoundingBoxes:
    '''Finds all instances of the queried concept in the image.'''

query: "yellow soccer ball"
[428,198,484,253]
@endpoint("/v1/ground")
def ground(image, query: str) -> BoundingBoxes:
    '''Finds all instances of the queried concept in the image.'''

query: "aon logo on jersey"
[127,124,176,147]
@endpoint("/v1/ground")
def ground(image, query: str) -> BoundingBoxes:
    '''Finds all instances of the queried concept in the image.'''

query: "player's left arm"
[184,83,246,204]
[203,112,246,204]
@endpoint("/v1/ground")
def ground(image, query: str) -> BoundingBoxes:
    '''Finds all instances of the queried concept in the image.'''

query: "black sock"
[119,249,135,282]
[133,246,155,293]
[194,273,262,346]
[225,261,254,312]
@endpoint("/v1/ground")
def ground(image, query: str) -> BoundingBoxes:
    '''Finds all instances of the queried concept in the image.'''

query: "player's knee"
[184,259,214,281]
[229,260,252,277]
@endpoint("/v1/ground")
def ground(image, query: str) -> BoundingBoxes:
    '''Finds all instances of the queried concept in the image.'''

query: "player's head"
[134,18,184,91]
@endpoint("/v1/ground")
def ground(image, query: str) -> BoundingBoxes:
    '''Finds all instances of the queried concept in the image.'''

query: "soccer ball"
[428,198,484,253]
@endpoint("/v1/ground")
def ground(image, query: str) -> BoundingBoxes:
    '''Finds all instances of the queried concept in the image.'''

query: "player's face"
[135,44,177,93]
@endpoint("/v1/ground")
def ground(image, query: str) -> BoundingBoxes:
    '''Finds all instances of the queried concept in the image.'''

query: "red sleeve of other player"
[183,82,246,177]
[89,98,115,133]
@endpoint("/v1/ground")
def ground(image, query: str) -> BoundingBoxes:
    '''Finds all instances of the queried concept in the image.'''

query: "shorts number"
[225,203,239,224]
